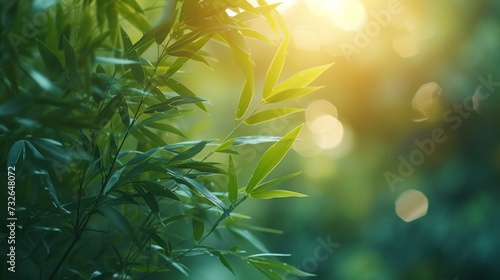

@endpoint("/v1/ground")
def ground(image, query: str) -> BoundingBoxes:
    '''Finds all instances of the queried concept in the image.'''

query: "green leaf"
[252,171,302,193]
[244,108,303,125]
[144,122,187,138]
[249,190,307,199]
[130,50,145,85]
[214,136,282,153]
[246,125,302,193]
[134,181,179,201]
[175,161,225,174]
[149,232,171,255]
[228,228,268,252]
[118,99,130,127]
[155,0,177,44]
[121,28,133,51]
[94,57,140,65]
[24,142,70,214]
[36,39,63,74]
[115,1,151,32]
[143,192,161,219]
[208,248,235,275]
[104,166,126,194]
[172,172,227,211]
[157,77,208,112]
[144,96,207,114]
[246,257,315,278]
[7,140,25,167]
[225,30,254,119]
[63,36,76,71]
[95,94,123,128]
[167,140,210,165]
[262,38,289,99]
[98,206,139,245]
[271,64,333,96]
[227,156,238,204]
[192,211,204,243]
[264,87,323,103]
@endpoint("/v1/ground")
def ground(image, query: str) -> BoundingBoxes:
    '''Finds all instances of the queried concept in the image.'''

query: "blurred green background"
[171,0,500,279]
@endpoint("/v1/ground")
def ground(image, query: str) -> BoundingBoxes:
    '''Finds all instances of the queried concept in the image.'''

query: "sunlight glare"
[306,0,366,31]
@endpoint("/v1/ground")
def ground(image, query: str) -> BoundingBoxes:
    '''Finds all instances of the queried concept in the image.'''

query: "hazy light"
[312,115,344,149]
[412,82,442,122]
[392,34,420,58]
[293,26,321,51]
[306,0,366,31]
[247,0,297,12]
[305,99,338,128]
[395,189,428,222]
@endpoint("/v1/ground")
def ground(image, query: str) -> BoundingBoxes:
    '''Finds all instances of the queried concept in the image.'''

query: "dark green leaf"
[192,211,204,242]
[208,248,235,275]
[144,96,207,114]
[98,206,139,245]
[7,140,25,167]
[167,140,210,165]
[118,99,130,127]
[36,39,63,74]
[104,166,126,194]
[95,94,123,128]
[63,36,76,71]
[157,77,208,112]
[134,181,179,201]
[227,156,238,204]
[172,173,227,211]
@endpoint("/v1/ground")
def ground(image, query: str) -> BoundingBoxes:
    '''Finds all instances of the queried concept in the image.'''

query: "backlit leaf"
[262,38,289,98]
[246,125,302,192]
[244,108,303,125]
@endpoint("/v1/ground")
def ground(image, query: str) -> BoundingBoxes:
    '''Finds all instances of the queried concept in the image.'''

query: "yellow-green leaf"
[264,87,323,103]
[250,189,307,199]
[244,108,303,125]
[246,125,302,193]
[271,64,333,96]
[262,37,289,99]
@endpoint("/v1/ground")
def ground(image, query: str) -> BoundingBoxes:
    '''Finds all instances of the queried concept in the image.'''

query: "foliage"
[0,0,330,279]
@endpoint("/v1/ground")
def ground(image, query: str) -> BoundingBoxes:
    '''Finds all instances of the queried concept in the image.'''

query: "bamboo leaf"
[208,248,235,275]
[262,38,289,98]
[36,38,63,74]
[264,87,323,103]
[246,125,302,192]
[95,95,123,128]
[104,166,126,194]
[172,172,227,211]
[249,190,307,199]
[271,64,333,96]
[192,211,204,242]
[251,171,302,193]
[244,108,303,125]
[134,181,179,201]
[98,206,139,245]
[227,156,238,203]
[167,140,210,165]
